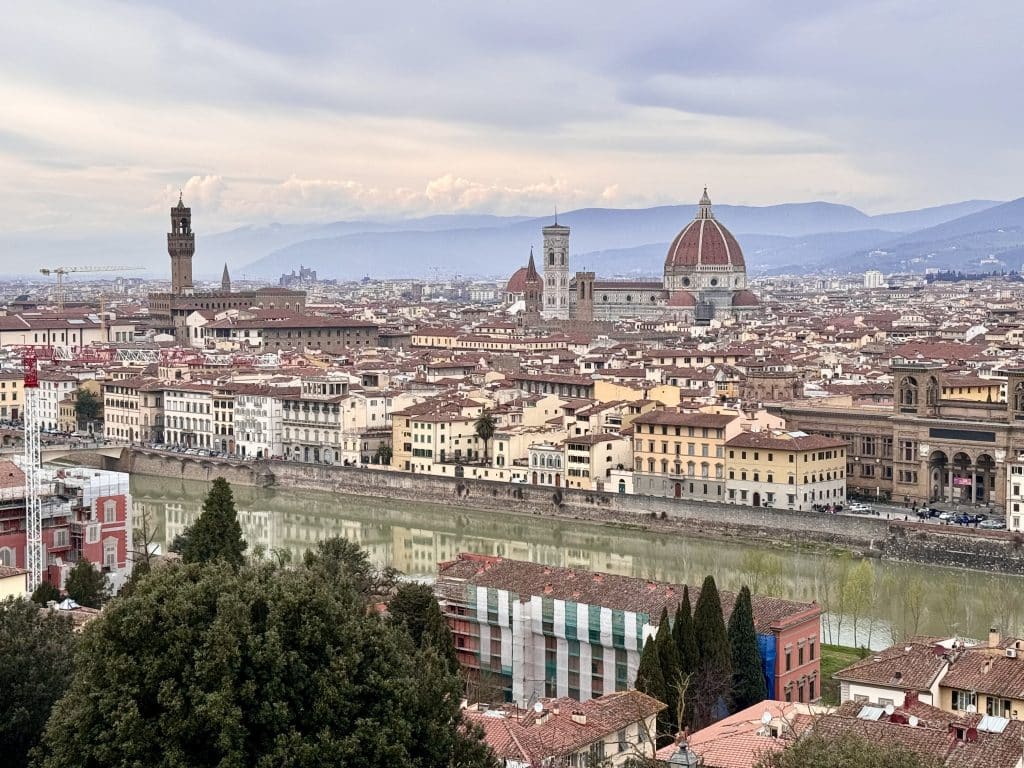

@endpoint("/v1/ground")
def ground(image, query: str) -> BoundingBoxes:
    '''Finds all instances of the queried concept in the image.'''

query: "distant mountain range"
[6,197,1024,282]
[234,197,1021,280]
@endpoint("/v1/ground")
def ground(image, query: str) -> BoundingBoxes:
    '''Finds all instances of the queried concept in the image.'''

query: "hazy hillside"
[241,198,1007,280]
[830,197,1024,274]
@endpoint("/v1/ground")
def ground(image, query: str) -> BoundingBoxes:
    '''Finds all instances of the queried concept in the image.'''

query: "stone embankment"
[121,449,1024,576]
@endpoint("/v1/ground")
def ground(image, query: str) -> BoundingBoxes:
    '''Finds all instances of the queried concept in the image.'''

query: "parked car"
[938,511,957,522]
[979,518,1007,530]
[848,503,873,514]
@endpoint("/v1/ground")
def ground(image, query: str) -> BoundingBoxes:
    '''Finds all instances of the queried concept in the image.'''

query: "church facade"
[505,190,759,326]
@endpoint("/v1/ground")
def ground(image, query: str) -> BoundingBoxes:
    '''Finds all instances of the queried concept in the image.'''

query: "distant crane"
[39,265,143,312]
[22,349,42,593]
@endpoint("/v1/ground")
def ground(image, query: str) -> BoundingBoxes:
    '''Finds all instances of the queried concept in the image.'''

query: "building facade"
[436,553,821,707]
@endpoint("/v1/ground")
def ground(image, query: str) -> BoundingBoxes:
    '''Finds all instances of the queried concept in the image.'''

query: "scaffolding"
[22,350,42,592]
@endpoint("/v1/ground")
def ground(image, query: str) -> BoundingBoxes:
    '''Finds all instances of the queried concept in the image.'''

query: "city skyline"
[3,0,1022,242]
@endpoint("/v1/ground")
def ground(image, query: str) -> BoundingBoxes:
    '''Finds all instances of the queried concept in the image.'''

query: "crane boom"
[39,265,143,311]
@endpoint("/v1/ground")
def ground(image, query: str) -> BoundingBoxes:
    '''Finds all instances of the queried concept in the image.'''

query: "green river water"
[132,474,1018,649]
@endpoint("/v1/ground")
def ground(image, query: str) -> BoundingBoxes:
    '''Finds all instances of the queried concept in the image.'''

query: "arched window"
[900,376,918,407]
[0,547,14,567]
[1015,382,1024,412]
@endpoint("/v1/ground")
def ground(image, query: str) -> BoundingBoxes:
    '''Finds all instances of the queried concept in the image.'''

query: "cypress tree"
[692,575,732,727]
[728,585,767,710]
[655,607,682,732]
[635,636,671,745]
[672,586,699,730]
[181,477,247,567]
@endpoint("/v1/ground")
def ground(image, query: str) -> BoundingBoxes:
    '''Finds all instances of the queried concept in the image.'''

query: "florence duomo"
[505,188,759,326]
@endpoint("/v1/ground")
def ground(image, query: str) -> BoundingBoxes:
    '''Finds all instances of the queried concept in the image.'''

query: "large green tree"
[0,598,75,768]
[634,637,669,744]
[728,585,767,710]
[692,575,732,728]
[73,387,102,429]
[654,607,682,732]
[180,477,247,567]
[753,731,943,768]
[672,587,699,728]
[30,580,60,606]
[64,558,109,608]
[34,549,496,768]
[388,582,459,673]
[302,536,397,602]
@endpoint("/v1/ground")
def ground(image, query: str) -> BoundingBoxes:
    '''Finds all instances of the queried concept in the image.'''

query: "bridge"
[0,442,131,463]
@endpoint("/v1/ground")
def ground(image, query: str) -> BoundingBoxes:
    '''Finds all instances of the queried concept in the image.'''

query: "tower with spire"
[541,211,571,320]
[221,263,231,292]
[168,192,195,295]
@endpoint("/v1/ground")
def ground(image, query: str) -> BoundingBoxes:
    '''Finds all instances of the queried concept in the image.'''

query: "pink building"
[0,460,132,592]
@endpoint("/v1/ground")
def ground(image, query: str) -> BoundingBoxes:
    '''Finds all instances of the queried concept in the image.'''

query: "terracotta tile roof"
[464,691,664,763]
[941,647,1024,699]
[631,409,736,429]
[655,700,816,768]
[833,642,948,691]
[725,430,848,452]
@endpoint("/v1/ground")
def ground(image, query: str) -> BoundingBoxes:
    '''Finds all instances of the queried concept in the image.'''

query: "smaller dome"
[506,248,541,294]
[667,290,696,307]
[506,266,530,294]
[732,289,760,307]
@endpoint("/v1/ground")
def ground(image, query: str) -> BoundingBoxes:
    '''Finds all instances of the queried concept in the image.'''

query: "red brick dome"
[664,189,744,270]
[666,290,697,307]
[732,289,760,306]
[506,249,541,293]
[506,266,530,294]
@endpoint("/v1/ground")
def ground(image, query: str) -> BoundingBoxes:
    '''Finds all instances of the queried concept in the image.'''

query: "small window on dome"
[625,295,632,302]
[651,295,657,302]
[682,277,690,287]
[710,278,718,287]
[602,295,608,302]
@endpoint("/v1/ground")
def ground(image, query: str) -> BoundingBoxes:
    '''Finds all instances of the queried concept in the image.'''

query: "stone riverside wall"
[122,450,1024,575]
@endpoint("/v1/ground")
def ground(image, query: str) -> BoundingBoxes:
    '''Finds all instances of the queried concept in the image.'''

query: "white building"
[37,372,85,431]
[234,386,291,460]
[864,270,885,289]
[1007,457,1024,531]
[163,384,216,449]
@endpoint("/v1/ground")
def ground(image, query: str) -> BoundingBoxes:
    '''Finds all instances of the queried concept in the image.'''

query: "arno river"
[133,474,1017,649]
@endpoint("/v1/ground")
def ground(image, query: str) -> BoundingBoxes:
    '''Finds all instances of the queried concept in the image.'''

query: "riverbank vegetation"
[819,644,867,705]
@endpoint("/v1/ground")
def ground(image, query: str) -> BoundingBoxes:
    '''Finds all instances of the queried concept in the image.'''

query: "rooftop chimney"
[571,711,587,725]
[989,627,1001,648]
[543,583,554,595]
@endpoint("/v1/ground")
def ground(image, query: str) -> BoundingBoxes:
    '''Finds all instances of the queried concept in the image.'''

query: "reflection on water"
[133,474,1019,648]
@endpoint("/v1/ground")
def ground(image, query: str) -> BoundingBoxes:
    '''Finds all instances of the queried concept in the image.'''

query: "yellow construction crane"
[39,265,143,312]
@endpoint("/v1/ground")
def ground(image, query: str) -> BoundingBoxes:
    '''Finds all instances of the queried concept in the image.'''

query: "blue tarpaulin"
[757,633,776,695]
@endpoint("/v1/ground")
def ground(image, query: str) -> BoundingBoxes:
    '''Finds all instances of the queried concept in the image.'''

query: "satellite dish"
[533,702,544,714]
[909,715,919,727]
[761,710,772,725]
[884,704,895,716]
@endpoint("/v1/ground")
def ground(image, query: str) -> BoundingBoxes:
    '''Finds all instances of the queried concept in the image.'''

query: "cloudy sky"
[4,0,1022,236]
